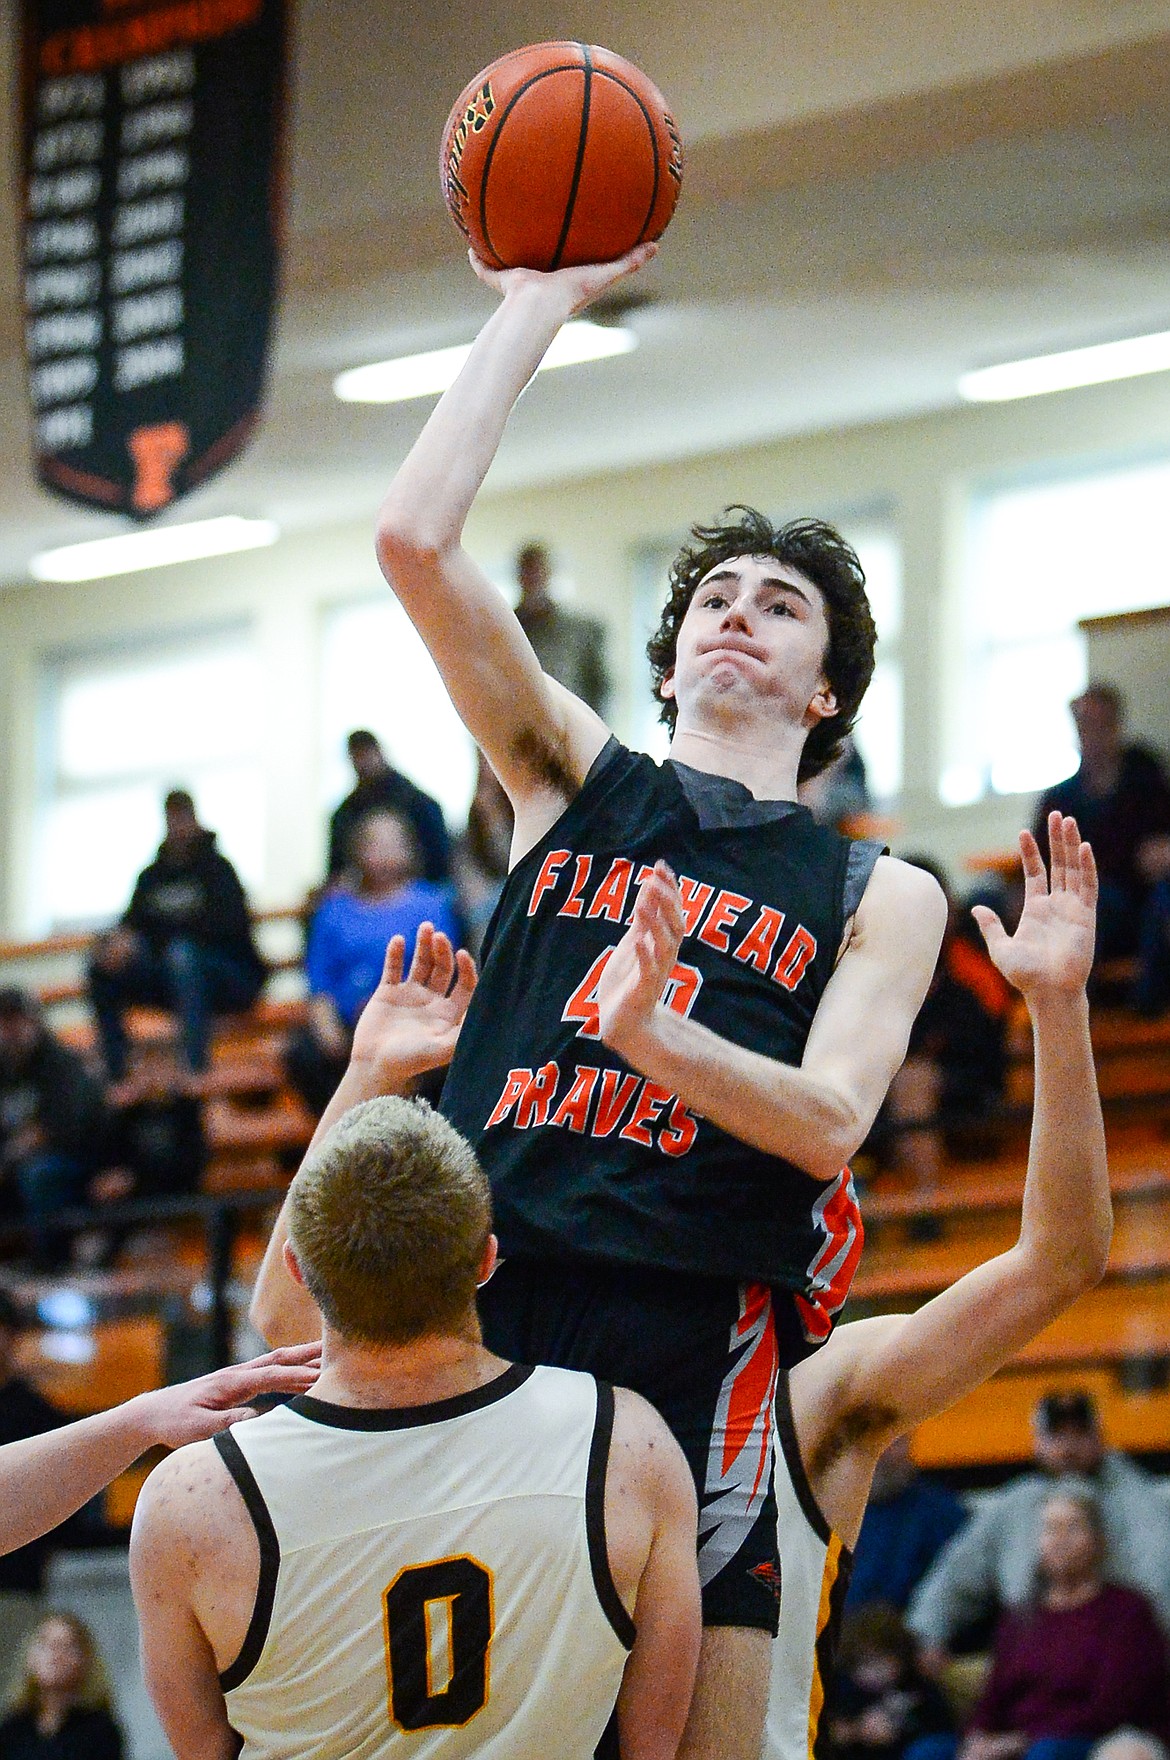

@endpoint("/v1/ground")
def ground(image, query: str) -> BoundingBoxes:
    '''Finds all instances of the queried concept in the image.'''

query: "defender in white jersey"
[131,1037,700,1760]
[763,817,1113,1759]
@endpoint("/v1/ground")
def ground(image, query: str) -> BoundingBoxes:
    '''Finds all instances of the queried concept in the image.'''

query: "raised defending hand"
[971,813,1097,997]
[596,860,685,1053]
[348,924,478,1086]
[468,240,657,317]
[134,1343,322,1447]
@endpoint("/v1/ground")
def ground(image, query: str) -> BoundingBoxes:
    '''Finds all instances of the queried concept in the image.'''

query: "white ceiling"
[2,0,1170,579]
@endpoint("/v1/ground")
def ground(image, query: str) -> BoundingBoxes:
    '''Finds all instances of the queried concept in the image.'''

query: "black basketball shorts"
[477,1256,813,1633]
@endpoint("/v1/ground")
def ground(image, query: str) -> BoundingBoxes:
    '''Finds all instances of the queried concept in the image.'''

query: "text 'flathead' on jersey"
[526,850,819,990]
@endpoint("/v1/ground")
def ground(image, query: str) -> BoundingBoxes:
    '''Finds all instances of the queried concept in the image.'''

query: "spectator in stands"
[514,540,610,714]
[0,1611,122,1759]
[91,1031,207,1242]
[326,731,450,885]
[451,751,514,958]
[287,807,462,1115]
[908,1390,1170,1663]
[0,990,104,1266]
[800,734,873,832]
[88,791,265,1081]
[957,1484,1170,1758]
[0,1295,63,1693]
[1034,685,1170,1015]
[881,858,1012,1233]
[828,1603,954,1760]
[848,1435,969,1615]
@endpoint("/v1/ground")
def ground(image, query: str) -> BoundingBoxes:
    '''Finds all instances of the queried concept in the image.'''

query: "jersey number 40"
[563,946,703,1039]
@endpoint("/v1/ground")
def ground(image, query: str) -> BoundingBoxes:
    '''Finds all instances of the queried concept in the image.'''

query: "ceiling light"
[334,319,637,404]
[30,515,279,582]
[959,329,1170,403]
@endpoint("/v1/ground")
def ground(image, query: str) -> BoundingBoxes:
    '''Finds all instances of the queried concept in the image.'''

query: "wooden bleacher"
[857,1006,1170,1466]
[1,915,314,1501]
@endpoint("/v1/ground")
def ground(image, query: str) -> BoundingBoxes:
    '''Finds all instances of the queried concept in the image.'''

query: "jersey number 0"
[383,1555,494,1730]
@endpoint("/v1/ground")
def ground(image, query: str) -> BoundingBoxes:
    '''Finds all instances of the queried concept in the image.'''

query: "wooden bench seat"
[853,1192,1170,1301]
[864,1141,1170,1225]
[914,1365,1170,1468]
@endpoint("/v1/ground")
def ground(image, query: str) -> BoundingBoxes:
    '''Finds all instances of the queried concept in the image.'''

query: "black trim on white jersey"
[774,1372,832,1547]
[286,1362,535,1431]
[215,1428,280,1691]
[586,1380,637,1650]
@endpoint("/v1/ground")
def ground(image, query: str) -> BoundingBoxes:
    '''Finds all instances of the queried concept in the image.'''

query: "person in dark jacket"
[326,731,451,885]
[96,1031,207,1208]
[0,1611,122,1759]
[87,791,265,1079]
[828,1603,954,1760]
[1034,685,1170,1014]
[847,1436,969,1616]
[0,991,104,1261]
[0,1295,64,1692]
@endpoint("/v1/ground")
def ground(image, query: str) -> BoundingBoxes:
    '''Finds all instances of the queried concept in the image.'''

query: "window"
[944,454,1170,804]
[319,597,478,832]
[32,626,263,932]
[631,515,903,798]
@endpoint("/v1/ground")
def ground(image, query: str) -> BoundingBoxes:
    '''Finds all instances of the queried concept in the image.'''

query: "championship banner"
[19,0,289,517]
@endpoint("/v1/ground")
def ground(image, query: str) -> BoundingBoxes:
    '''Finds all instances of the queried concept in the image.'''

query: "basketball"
[440,42,683,272]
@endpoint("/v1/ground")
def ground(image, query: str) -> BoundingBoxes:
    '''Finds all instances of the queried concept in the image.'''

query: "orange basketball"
[440,42,683,271]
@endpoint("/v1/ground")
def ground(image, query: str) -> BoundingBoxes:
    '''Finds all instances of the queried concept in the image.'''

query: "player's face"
[662,555,836,734]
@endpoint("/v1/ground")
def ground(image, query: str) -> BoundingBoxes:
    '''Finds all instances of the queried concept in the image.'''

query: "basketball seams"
[477,58,586,270]
[549,43,594,272]
[589,68,661,246]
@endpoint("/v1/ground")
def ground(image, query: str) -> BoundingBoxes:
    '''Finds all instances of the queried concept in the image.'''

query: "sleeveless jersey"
[442,740,872,1307]
[217,1364,633,1760]
[763,1375,853,1760]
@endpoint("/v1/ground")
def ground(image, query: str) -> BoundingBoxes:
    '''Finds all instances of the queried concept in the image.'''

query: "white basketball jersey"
[763,1374,853,1760]
[217,1363,634,1759]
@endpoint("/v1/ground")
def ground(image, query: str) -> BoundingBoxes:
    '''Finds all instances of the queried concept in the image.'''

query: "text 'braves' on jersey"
[441,741,874,1322]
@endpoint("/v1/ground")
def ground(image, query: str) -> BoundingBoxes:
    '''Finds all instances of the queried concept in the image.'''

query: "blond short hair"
[287,1097,491,1345]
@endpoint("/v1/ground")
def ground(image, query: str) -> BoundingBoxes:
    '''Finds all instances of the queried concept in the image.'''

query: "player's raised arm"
[797,814,1110,1494]
[596,854,946,1181]
[250,927,477,1344]
[375,249,652,844]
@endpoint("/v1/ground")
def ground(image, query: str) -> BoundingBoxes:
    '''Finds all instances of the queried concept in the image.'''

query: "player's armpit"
[611,1390,702,1760]
[130,1455,241,1760]
[797,857,947,1173]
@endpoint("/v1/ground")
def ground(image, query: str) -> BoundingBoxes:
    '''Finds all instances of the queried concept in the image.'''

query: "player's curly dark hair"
[646,506,877,782]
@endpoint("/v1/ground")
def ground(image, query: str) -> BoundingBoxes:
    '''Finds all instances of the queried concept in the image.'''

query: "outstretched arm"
[595,855,946,1180]
[0,1343,319,1557]
[376,250,652,852]
[250,927,477,1344]
[795,814,1110,1537]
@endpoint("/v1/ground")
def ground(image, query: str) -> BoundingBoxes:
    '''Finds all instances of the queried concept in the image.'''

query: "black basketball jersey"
[442,740,874,1312]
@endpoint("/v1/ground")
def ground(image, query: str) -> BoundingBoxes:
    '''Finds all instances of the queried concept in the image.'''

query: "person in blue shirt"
[847,1434,968,1615]
[287,807,462,1115]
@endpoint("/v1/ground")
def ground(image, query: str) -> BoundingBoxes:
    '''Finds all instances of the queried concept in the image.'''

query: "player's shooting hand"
[595,861,685,1055]
[469,240,656,317]
[348,925,478,1086]
[971,813,1096,999]
[131,1343,322,1446]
